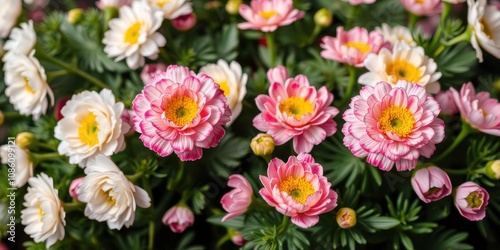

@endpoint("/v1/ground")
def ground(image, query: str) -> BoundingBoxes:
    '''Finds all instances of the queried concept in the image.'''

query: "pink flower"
[259,153,338,228]
[320,26,386,67]
[231,231,248,246]
[342,80,445,171]
[121,109,135,136]
[253,66,339,154]
[221,174,253,221]
[172,13,197,31]
[237,0,305,32]
[450,82,500,136]
[454,181,489,221]
[434,90,458,115]
[411,166,452,203]
[132,65,231,161]
[400,0,443,16]
[69,177,84,200]
[140,63,168,85]
[343,0,376,5]
[162,205,195,233]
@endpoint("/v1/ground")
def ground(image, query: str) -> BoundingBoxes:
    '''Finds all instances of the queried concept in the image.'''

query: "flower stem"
[62,201,84,212]
[35,141,57,151]
[126,171,144,183]
[2,111,23,120]
[148,220,155,250]
[337,66,357,108]
[31,152,64,162]
[433,122,473,163]
[442,167,486,175]
[215,234,231,249]
[408,13,418,29]
[265,32,276,67]
[46,69,69,82]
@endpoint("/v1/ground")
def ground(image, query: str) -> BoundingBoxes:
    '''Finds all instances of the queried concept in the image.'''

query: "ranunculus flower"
[450,82,500,136]
[0,144,33,188]
[3,20,36,57]
[0,0,22,38]
[172,12,197,31]
[133,65,231,161]
[221,174,253,221]
[375,23,416,47]
[68,177,84,200]
[140,63,168,85]
[435,89,458,115]
[468,0,500,62]
[253,66,339,154]
[454,181,489,221]
[342,80,445,171]
[411,166,452,203]
[147,0,193,20]
[259,153,338,228]
[78,155,151,229]
[400,0,443,16]
[162,205,195,233]
[320,26,386,67]
[237,0,305,32]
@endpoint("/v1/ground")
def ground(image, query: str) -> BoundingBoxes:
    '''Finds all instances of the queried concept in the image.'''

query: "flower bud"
[172,13,197,31]
[454,181,489,221]
[67,8,84,24]
[411,166,452,203]
[231,231,247,246]
[0,111,4,125]
[16,132,36,150]
[162,205,195,233]
[69,177,84,200]
[336,207,357,229]
[250,133,275,157]
[314,8,333,27]
[225,0,242,15]
[485,160,500,180]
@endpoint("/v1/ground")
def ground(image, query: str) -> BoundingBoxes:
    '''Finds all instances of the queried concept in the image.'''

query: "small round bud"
[225,0,242,15]
[231,231,247,246]
[69,177,84,200]
[485,160,500,180]
[16,132,36,150]
[314,8,333,27]
[336,207,357,229]
[67,8,84,24]
[0,111,4,125]
[250,133,275,157]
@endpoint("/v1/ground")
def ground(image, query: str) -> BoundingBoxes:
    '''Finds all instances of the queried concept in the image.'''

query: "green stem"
[35,142,57,151]
[126,171,144,183]
[2,111,23,120]
[433,45,446,57]
[433,122,473,163]
[46,69,69,82]
[278,216,290,234]
[346,5,359,29]
[62,201,84,212]
[430,2,451,48]
[142,175,156,250]
[31,152,64,162]
[442,168,485,175]
[148,220,155,250]
[337,66,357,108]
[442,27,472,47]
[408,13,419,29]
[265,32,276,67]
[215,234,231,249]
[308,24,322,45]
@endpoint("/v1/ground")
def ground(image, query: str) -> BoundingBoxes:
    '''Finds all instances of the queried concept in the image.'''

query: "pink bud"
[454,182,489,221]
[140,63,168,85]
[411,166,452,203]
[221,174,253,222]
[162,205,195,233]
[336,207,357,229]
[435,90,458,115]
[172,13,196,31]
[231,231,248,246]
[121,109,135,136]
[69,177,84,200]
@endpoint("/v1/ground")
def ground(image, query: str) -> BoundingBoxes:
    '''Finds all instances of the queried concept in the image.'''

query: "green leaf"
[191,189,207,214]
[206,214,244,228]
[215,24,239,61]
[400,233,414,250]
[203,133,250,178]
[361,216,400,230]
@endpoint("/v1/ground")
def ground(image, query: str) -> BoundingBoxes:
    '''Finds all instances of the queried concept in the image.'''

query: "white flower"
[0,0,22,38]
[359,42,442,94]
[103,1,166,69]
[2,50,55,120]
[3,20,37,57]
[54,89,130,167]
[375,23,416,47]
[199,59,247,125]
[96,0,131,10]
[146,0,192,20]
[77,155,151,230]
[0,144,34,187]
[468,0,500,62]
[21,173,66,248]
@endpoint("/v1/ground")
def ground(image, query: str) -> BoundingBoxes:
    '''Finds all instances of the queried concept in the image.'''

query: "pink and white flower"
[320,26,386,67]
[141,63,168,85]
[435,89,458,115]
[237,0,305,32]
[454,181,489,221]
[68,177,84,200]
[221,174,253,221]
[172,13,197,31]
[342,80,445,171]
[253,66,339,154]
[411,166,452,203]
[132,65,231,161]
[400,0,443,16]
[450,82,500,136]
[259,153,338,228]
[162,205,195,233]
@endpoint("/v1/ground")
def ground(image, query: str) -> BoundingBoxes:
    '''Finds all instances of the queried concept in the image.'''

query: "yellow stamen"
[155,0,170,7]
[480,18,493,40]
[124,22,142,44]
[279,97,314,120]
[415,0,425,4]
[466,191,483,208]
[386,60,421,84]
[78,113,100,146]
[379,106,415,138]
[215,80,231,96]
[345,42,372,54]
[37,202,45,219]
[258,10,277,20]
[164,96,198,126]
[279,176,315,204]
[24,77,35,94]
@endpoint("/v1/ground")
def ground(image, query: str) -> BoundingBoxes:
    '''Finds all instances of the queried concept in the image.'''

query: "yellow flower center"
[279,176,315,204]
[37,202,45,219]
[104,189,116,206]
[345,42,372,54]
[466,191,483,208]
[216,80,231,96]
[379,106,415,138]
[164,96,198,126]
[480,18,493,40]
[124,22,142,44]
[279,97,314,120]
[386,60,421,84]
[78,113,100,146]
[24,77,35,94]
[415,0,425,4]
[258,10,277,19]
[155,0,170,7]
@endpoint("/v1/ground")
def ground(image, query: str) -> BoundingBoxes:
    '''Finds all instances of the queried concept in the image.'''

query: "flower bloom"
[237,0,305,32]
[221,174,253,221]
[133,65,231,161]
[375,23,416,47]
[199,59,248,126]
[400,0,443,16]
[162,205,195,233]
[21,173,66,248]
[467,0,500,62]
[450,82,500,136]
[140,63,168,85]
[253,66,339,153]
[172,12,197,31]
[78,155,151,229]
[0,0,22,38]
[435,89,458,115]
[342,0,376,5]
[3,20,36,57]
[454,181,489,221]
[147,0,192,20]
[0,144,33,187]
[68,177,84,200]
[320,26,386,67]
[342,81,445,171]
[54,89,130,167]
[96,0,131,9]
[359,42,442,94]
[259,153,338,228]
[411,166,452,203]
[103,1,166,69]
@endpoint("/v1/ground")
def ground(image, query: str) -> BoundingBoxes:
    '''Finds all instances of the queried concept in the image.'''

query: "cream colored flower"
[0,144,34,187]
[199,59,247,125]
[21,173,66,248]
[0,0,22,38]
[468,0,500,62]
[3,21,36,57]
[375,23,416,47]
[103,1,166,69]
[2,50,54,120]
[359,42,442,94]
[146,0,192,20]
[78,155,151,230]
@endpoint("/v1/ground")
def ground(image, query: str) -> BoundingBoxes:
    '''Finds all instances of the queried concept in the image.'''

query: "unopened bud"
[314,8,332,27]
[250,133,275,157]
[485,160,500,180]
[225,0,242,15]
[231,231,247,246]
[67,8,84,24]
[16,132,36,150]
[336,207,357,229]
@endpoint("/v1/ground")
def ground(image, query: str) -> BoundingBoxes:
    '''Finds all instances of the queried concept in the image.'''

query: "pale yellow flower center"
[37,202,45,219]
[78,113,100,146]
[480,18,493,40]
[386,60,421,84]
[466,191,483,208]
[164,96,198,126]
[345,42,372,54]
[279,176,315,204]
[155,0,170,7]
[104,189,116,206]
[379,106,415,138]
[258,10,277,20]
[415,0,425,4]
[279,97,314,120]
[24,77,35,94]
[215,79,231,96]
[124,22,143,44]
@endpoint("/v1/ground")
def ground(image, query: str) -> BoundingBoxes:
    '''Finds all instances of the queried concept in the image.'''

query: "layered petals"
[237,0,305,32]
[454,181,489,221]
[221,174,253,221]
[411,166,452,203]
